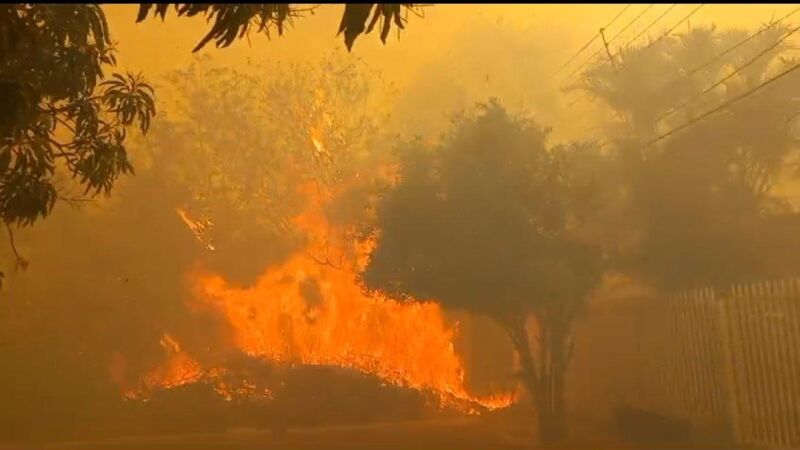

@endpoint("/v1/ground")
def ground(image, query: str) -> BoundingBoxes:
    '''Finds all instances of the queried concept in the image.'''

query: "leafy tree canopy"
[135,4,423,52]
[0,3,424,234]
[362,100,606,444]
[142,54,395,283]
[0,4,155,227]
[364,100,604,323]
[578,24,800,291]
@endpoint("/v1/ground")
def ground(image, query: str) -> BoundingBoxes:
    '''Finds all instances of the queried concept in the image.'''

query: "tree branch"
[305,250,344,270]
[503,315,540,391]
[57,194,95,204]
[5,222,28,271]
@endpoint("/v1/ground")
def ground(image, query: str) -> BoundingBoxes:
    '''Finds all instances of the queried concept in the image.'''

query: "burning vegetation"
[3,4,800,449]
[118,181,514,415]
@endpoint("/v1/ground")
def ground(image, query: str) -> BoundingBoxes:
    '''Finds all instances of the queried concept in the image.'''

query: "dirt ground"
[0,416,641,450]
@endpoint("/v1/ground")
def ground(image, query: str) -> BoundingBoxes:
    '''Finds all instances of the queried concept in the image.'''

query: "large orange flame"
[125,180,514,413]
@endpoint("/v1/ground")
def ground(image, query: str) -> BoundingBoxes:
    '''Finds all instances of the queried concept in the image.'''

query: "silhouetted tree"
[578,23,800,291]
[0,5,155,228]
[135,4,422,52]
[0,3,421,236]
[363,100,605,444]
[142,54,394,284]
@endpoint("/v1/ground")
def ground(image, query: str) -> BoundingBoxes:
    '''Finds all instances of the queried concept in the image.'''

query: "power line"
[552,4,632,77]
[643,60,800,148]
[658,22,800,122]
[554,36,602,77]
[610,4,655,43]
[562,5,654,85]
[569,4,702,86]
[566,5,674,109]
[567,91,589,108]
[587,6,789,114]
[565,5,677,109]
[567,7,797,149]
[616,4,678,57]
[641,4,705,52]
[684,6,800,77]
[562,38,615,84]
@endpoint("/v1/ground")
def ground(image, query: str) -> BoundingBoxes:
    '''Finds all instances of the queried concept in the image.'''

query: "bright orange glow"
[142,334,205,391]
[122,333,273,402]
[120,333,205,400]
[127,175,514,413]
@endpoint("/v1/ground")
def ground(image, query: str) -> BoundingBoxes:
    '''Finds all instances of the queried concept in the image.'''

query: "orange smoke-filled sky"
[104,4,797,82]
[102,3,800,148]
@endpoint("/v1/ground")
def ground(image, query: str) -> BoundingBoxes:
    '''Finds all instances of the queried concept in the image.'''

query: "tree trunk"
[505,316,539,401]
[505,315,572,446]
[538,321,569,446]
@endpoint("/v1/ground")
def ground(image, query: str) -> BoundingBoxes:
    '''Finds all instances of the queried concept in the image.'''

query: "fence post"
[716,295,742,444]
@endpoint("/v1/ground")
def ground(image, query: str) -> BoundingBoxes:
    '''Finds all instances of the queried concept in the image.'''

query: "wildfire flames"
[120,178,513,414]
[194,258,510,411]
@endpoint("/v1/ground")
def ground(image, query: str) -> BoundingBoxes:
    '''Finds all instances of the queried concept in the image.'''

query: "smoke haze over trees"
[1,4,800,449]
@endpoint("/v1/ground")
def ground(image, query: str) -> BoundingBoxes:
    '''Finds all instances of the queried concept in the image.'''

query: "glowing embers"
[176,207,216,251]
[121,333,273,403]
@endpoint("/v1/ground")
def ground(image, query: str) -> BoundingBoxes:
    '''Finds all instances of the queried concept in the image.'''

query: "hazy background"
[2,3,799,448]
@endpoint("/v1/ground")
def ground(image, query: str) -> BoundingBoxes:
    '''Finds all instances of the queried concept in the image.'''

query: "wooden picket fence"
[627,279,800,448]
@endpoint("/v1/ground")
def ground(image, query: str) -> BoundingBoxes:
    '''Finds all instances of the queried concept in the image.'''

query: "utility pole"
[599,27,618,70]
